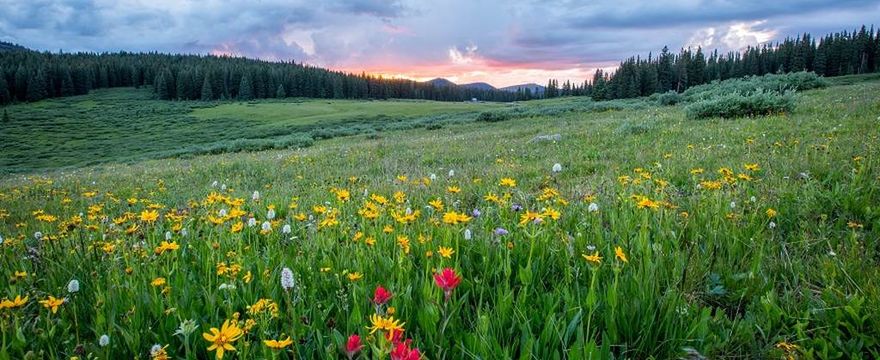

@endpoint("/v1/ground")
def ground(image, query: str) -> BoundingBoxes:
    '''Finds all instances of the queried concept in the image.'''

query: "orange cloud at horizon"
[333,55,619,89]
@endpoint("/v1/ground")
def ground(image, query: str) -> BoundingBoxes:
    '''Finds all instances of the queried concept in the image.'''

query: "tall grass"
[0,74,878,360]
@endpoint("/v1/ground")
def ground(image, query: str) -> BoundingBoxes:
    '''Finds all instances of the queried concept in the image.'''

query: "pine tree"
[2,109,9,123]
[201,74,214,101]
[640,64,658,96]
[239,74,254,100]
[98,66,110,88]
[26,70,48,102]
[591,70,607,101]
[155,70,175,100]
[13,65,28,101]
[0,68,10,105]
[275,83,286,98]
[60,66,75,97]
[814,48,827,76]
[657,46,674,92]
[687,48,706,87]
[176,69,190,100]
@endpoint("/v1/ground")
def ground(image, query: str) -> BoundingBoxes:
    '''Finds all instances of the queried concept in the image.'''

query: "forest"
[0,51,523,104]
[542,26,880,99]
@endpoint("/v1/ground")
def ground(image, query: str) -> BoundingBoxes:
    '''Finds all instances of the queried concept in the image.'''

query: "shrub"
[654,91,683,106]
[685,89,796,119]
[614,120,654,135]
[684,71,826,102]
[476,111,510,122]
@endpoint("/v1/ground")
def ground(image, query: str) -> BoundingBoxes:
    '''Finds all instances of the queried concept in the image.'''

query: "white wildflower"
[247,217,257,227]
[261,221,272,232]
[252,190,261,201]
[218,283,236,291]
[588,203,599,212]
[552,163,562,173]
[281,267,296,290]
[267,208,276,220]
[464,229,472,240]
[448,169,455,178]
[67,279,80,293]
[282,224,291,234]
[99,334,110,347]
[150,344,163,356]
[165,231,172,240]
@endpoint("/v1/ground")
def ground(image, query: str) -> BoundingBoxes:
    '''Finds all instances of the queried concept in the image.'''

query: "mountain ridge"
[426,78,545,94]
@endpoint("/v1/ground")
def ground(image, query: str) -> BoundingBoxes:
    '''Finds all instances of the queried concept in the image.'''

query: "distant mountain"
[426,78,544,97]
[459,82,496,91]
[426,78,456,87]
[0,41,28,52]
[499,83,545,95]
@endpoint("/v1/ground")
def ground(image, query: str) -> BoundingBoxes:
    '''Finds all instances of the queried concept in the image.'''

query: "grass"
[0,75,878,359]
[0,89,505,173]
[192,99,502,126]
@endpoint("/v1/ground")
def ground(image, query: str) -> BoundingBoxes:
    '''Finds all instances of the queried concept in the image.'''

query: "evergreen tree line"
[0,50,524,105]
[542,25,880,100]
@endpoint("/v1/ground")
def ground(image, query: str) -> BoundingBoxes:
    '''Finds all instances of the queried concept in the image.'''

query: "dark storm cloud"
[328,0,406,18]
[3,0,104,35]
[563,0,879,29]
[0,0,877,85]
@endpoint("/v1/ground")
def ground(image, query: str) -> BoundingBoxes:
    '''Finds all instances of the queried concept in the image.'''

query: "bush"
[684,71,826,102]
[476,111,510,122]
[685,89,796,119]
[654,91,683,106]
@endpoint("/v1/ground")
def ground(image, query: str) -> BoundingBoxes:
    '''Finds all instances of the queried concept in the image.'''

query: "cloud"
[327,0,405,18]
[564,0,877,29]
[0,0,877,87]
[686,21,777,51]
[448,45,478,65]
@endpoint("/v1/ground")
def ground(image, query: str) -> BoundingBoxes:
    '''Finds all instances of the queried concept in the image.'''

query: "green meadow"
[0,75,878,359]
[0,88,505,172]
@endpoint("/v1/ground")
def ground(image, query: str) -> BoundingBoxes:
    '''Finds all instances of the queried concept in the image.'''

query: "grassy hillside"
[0,89,505,172]
[192,99,500,125]
[0,77,878,359]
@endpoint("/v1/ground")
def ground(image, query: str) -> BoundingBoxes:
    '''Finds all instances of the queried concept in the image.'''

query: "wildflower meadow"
[0,75,878,359]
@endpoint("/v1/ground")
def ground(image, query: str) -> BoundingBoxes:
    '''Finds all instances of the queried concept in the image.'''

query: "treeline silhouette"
[0,50,522,105]
[543,25,880,100]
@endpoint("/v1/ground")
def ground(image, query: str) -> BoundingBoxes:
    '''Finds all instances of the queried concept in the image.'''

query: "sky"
[1,0,878,88]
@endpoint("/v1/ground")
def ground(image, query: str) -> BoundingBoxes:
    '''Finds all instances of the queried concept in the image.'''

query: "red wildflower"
[390,339,421,360]
[433,267,461,301]
[387,327,404,343]
[373,285,392,305]
[345,334,363,359]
